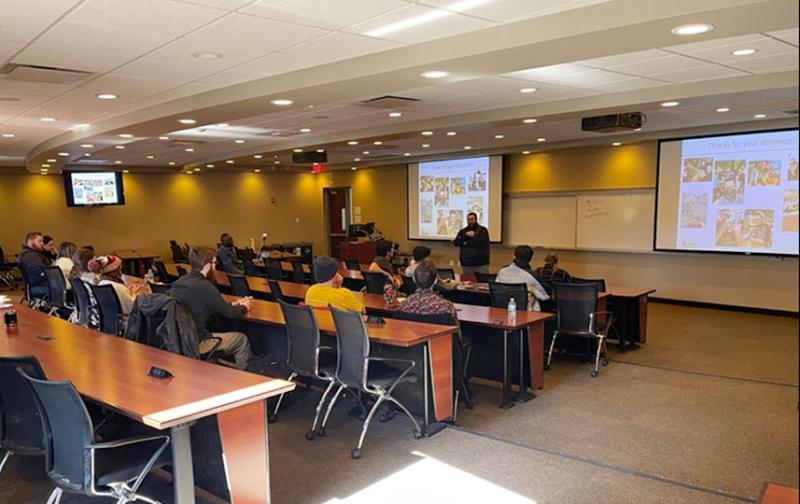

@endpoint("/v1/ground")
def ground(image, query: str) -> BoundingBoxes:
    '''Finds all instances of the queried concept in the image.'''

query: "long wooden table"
[0,304,294,504]
[115,248,160,277]
[758,483,799,504]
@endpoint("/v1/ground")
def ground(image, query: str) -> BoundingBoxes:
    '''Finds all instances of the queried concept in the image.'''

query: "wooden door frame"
[322,186,353,256]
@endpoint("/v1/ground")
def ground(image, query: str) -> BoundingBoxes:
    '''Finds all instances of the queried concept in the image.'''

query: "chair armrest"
[89,434,170,451]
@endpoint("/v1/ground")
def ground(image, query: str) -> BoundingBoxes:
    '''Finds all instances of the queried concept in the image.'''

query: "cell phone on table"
[366,315,386,325]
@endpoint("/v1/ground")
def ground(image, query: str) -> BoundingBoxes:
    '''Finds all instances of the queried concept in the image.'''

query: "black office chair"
[87,284,123,336]
[393,311,472,412]
[175,265,188,277]
[228,274,251,297]
[147,281,172,295]
[474,272,497,283]
[235,247,255,260]
[571,277,607,292]
[436,268,456,281]
[17,263,46,310]
[169,240,187,263]
[547,282,612,377]
[362,271,389,295]
[344,260,360,271]
[0,356,46,475]
[0,245,17,290]
[69,278,95,328]
[325,306,422,459]
[290,260,305,284]
[152,261,170,283]
[266,259,284,281]
[267,280,288,304]
[19,371,170,504]
[271,301,337,438]
[400,275,417,296]
[489,281,529,311]
[242,257,264,277]
[43,266,75,321]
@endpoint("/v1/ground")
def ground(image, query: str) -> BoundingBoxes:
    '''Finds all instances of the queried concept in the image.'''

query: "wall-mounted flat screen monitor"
[63,171,126,207]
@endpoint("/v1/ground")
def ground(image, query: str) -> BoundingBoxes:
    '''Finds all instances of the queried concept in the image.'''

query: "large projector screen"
[408,155,503,241]
[655,129,798,256]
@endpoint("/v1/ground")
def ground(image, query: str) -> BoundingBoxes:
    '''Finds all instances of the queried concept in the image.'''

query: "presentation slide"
[656,129,799,255]
[69,172,121,205]
[407,156,503,241]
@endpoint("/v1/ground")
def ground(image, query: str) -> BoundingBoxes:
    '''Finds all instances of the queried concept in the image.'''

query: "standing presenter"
[453,212,490,276]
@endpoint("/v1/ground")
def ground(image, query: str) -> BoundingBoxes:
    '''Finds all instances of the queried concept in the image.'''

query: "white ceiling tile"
[13,45,137,73]
[112,58,219,82]
[504,63,593,82]
[0,12,56,45]
[605,53,708,77]
[668,35,795,64]
[1,0,82,18]
[144,37,272,70]
[344,4,495,44]
[0,79,75,98]
[725,53,799,73]
[578,49,668,70]
[666,34,764,54]
[241,0,409,30]
[584,77,667,93]
[767,28,799,47]
[649,64,746,84]
[46,75,181,111]
[194,70,266,87]
[420,0,611,23]
[171,0,254,10]
[236,32,402,77]
[0,42,23,65]
[187,13,328,53]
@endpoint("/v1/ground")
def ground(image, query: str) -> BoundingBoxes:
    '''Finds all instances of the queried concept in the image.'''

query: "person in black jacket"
[170,246,253,370]
[453,212,490,276]
[217,233,243,274]
[18,231,51,299]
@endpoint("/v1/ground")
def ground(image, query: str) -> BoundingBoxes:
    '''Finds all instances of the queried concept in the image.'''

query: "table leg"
[637,295,648,343]
[427,335,453,423]
[515,328,535,402]
[217,400,271,504]
[500,330,515,409]
[527,322,545,389]
[170,423,195,504]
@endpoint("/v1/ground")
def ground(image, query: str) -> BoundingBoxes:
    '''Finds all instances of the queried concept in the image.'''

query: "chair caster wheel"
[316,427,326,437]
[413,430,423,440]
[305,431,315,441]
[591,370,599,378]
[267,414,277,423]
[350,449,361,459]
[601,359,609,366]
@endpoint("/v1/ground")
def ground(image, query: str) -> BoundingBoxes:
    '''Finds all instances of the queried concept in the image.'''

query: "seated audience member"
[70,248,97,284]
[170,247,254,370]
[88,255,145,315]
[55,241,78,284]
[495,245,549,311]
[305,256,365,312]
[42,235,58,262]
[18,231,52,298]
[398,260,459,322]
[217,233,244,274]
[368,240,401,289]
[534,253,572,292]
[404,245,431,278]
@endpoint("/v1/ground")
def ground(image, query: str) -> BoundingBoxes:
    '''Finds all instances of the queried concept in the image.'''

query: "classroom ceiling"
[0,0,797,173]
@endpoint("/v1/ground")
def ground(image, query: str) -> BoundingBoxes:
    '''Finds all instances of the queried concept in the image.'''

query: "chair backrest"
[474,272,497,283]
[17,263,37,301]
[175,265,188,277]
[344,260,360,271]
[437,268,456,280]
[571,277,606,292]
[153,261,169,283]
[228,274,251,297]
[400,274,417,295]
[169,240,185,262]
[278,300,321,377]
[68,278,93,327]
[362,271,389,295]
[43,266,68,309]
[290,260,305,284]
[235,247,255,260]
[20,371,94,492]
[266,259,283,281]
[268,280,286,303]
[393,310,455,326]
[0,356,46,454]
[489,281,529,311]
[148,281,172,294]
[329,306,370,389]
[553,282,598,334]
[242,257,261,276]
[87,283,122,335]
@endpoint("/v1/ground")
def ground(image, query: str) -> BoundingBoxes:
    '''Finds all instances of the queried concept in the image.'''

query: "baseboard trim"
[650,297,799,318]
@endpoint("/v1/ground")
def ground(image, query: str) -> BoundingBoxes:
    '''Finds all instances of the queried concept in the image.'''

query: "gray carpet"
[1,303,797,503]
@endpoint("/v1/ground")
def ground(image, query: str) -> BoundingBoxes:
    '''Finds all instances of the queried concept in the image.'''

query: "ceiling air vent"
[359,95,420,109]
[1,63,93,85]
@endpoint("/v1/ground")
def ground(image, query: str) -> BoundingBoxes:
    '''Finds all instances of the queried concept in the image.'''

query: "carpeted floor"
[1,301,797,503]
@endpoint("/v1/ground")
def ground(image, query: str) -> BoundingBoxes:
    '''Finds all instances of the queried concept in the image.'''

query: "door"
[324,187,351,258]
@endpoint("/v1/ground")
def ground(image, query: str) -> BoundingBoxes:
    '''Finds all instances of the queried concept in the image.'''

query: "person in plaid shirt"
[398,260,459,322]
[534,253,572,293]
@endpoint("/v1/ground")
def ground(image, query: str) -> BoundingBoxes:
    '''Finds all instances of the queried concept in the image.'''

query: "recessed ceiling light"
[216,123,230,127]
[732,48,758,56]
[420,70,449,79]
[115,160,122,165]
[271,99,294,106]
[300,128,311,133]
[226,160,235,164]
[146,155,155,159]
[274,161,280,165]
[118,133,133,138]
[446,131,456,136]
[661,101,680,107]
[716,107,731,113]
[523,118,538,124]
[168,161,176,166]
[403,152,411,157]
[80,144,94,148]
[316,149,325,153]
[158,136,169,140]
[185,172,192,175]
[389,112,402,118]
[612,142,622,147]
[234,139,245,144]
[206,164,215,168]
[520,87,537,94]
[421,131,433,136]
[354,157,361,162]
[73,123,89,129]
[464,145,472,150]
[84,153,91,157]
[421,143,430,148]
[46,158,56,162]
[362,150,370,155]
[522,150,531,155]
[373,141,383,145]
[122,169,130,173]
[347,140,359,145]
[192,51,222,60]
[1,133,15,138]
[178,118,196,125]
[41,164,50,168]
[253,154,263,159]
[254,169,261,173]
[671,23,714,36]
[40,117,56,122]
[537,137,547,142]
[115,145,125,150]
[293,148,303,153]
[194,168,201,172]
[634,128,642,131]
[96,93,117,100]
[58,152,68,156]
[754,113,767,119]
[494,134,504,139]
[185,147,194,152]
[351,166,357,171]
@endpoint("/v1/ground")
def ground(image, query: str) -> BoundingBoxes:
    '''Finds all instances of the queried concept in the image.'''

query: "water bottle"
[508,297,517,321]
[144,268,154,284]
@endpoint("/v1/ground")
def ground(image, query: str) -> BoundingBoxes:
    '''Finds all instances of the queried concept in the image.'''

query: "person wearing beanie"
[304,256,364,313]
[90,255,144,315]
[495,245,549,311]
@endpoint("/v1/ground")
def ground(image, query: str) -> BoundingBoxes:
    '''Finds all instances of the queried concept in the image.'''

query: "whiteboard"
[575,191,654,251]
[505,195,576,248]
